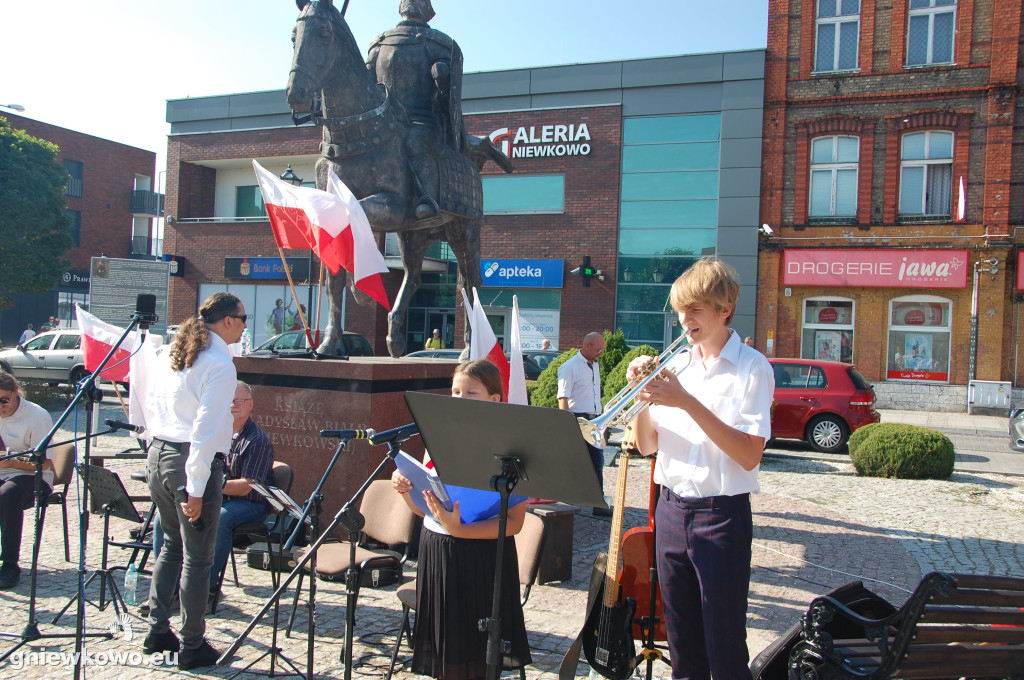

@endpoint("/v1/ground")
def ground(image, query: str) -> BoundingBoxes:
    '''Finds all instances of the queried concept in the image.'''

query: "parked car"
[768,358,880,453]
[0,330,88,386]
[1009,406,1024,452]
[522,349,561,375]
[405,349,545,380]
[253,330,373,357]
[406,349,462,359]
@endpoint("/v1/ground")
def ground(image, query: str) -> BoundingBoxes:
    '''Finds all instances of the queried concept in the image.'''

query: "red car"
[768,358,880,453]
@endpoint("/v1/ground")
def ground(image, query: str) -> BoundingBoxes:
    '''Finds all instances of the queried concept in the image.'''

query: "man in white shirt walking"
[0,373,54,589]
[131,292,246,670]
[17,324,35,345]
[557,331,610,516]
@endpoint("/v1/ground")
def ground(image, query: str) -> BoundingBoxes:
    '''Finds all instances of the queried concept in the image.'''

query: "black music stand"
[52,465,141,625]
[404,392,606,680]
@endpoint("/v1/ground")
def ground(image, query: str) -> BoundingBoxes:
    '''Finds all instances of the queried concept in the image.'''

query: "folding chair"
[45,443,76,562]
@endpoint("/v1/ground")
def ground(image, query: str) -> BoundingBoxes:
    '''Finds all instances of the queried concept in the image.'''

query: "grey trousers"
[146,440,223,650]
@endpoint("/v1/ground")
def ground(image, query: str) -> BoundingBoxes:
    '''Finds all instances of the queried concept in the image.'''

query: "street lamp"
[1,104,25,112]
[652,267,665,284]
[280,165,303,186]
[622,267,632,283]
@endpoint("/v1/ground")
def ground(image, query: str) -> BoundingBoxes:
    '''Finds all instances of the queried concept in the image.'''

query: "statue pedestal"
[234,356,456,533]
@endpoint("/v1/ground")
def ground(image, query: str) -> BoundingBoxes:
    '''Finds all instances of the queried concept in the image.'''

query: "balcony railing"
[131,235,153,256]
[130,190,164,217]
[65,177,83,198]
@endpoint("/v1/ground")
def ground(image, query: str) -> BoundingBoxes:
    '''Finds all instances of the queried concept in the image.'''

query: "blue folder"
[395,451,527,524]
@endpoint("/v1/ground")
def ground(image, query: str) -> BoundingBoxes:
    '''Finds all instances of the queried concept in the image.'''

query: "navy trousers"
[655,488,753,680]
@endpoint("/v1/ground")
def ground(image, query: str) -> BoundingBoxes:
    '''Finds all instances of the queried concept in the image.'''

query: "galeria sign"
[488,124,592,159]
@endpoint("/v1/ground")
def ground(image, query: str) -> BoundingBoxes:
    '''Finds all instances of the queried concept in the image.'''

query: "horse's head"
[287,0,361,113]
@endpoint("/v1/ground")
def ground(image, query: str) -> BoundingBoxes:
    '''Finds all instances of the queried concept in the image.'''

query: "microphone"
[105,419,145,434]
[175,486,204,530]
[320,422,419,446]
[133,294,158,330]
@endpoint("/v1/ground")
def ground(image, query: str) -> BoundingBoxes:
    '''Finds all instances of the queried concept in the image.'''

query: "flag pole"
[315,261,325,340]
[277,245,316,349]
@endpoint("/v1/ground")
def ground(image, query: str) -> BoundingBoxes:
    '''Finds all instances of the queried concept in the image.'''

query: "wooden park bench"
[788,572,1024,679]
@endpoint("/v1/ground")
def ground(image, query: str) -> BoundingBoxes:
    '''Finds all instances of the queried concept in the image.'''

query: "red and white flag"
[507,296,528,406]
[956,176,966,223]
[75,307,162,384]
[252,160,391,310]
[461,288,511,399]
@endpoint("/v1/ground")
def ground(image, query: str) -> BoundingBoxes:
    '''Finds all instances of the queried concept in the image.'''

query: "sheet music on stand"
[246,479,313,526]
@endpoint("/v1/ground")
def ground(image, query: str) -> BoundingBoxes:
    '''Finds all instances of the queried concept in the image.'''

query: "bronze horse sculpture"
[286,0,512,357]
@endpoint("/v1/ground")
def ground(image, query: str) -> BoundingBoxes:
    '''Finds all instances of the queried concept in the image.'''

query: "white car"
[0,330,88,386]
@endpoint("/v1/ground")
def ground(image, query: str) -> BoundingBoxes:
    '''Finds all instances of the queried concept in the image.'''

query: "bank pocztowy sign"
[488,124,592,159]
[480,259,564,288]
[783,250,969,289]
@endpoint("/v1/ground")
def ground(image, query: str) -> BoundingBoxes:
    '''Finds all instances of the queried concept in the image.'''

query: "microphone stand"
[0,310,151,676]
[218,433,414,680]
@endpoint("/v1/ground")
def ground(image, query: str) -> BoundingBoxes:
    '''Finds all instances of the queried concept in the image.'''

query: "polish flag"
[460,288,511,399]
[252,161,391,310]
[507,296,528,406]
[75,307,162,384]
[956,176,966,223]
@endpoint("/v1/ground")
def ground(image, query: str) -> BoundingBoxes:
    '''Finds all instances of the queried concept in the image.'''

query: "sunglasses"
[228,314,250,324]
[0,396,13,405]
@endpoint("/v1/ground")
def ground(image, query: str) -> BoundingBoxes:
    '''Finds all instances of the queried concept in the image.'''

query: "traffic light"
[580,255,594,286]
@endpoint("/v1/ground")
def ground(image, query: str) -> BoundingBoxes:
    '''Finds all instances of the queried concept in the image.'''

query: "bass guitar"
[581,448,637,680]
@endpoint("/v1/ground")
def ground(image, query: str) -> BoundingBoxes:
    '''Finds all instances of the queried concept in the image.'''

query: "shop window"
[815,0,860,72]
[235,185,266,218]
[809,136,858,218]
[899,131,952,217]
[800,298,855,363]
[907,0,956,66]
[886,296,951,383]
[481,174,564,214]
[63,159,83,198]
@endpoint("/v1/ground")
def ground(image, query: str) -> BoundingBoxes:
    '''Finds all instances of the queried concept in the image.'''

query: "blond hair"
[669,257,740,324]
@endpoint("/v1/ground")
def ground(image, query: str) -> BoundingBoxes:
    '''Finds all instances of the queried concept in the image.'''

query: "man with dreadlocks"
[132,292,247,670]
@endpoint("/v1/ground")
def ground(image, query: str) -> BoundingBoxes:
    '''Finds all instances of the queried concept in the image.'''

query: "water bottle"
[124,563,138,605]
[241,328,253,355]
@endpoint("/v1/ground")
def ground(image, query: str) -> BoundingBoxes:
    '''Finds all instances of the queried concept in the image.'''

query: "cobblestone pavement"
[0,397,1019,678]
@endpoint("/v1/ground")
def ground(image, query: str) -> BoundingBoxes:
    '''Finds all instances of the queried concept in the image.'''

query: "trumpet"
[578,329,693,449]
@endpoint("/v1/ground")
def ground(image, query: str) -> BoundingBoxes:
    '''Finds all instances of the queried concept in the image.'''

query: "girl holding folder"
[391,359,532,680]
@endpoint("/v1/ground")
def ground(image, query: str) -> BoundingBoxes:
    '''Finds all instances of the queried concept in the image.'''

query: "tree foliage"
[0,117,72,308]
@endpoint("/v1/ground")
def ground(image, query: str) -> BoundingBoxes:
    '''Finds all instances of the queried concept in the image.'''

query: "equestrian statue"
[287,0,513,357]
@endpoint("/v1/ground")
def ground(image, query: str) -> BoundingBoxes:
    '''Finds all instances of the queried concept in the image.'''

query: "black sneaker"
[592,506,614,518]
[0,563,20,590]
[142,629,180,655]
[178,639,220,670]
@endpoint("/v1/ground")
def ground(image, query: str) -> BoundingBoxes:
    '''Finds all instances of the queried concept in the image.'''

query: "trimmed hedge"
[529,348,577,408]
[602,344,661,404]
[847,423,955,480]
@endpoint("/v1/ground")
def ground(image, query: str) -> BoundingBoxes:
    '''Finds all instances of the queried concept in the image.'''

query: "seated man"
[0,374,54,589]
[153,380,275,612]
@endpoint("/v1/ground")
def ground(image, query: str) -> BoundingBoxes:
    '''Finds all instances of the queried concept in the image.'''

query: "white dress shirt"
[136,333,237,496]
[0,398,55,487]
[649,330,774,498]
[557,351,602,415]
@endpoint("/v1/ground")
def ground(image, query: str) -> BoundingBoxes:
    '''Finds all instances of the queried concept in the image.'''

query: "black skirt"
[412,527,532,680]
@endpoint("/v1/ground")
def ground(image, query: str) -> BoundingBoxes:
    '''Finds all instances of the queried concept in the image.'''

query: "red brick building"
[1,113,161,344]
[757,0,1023,410]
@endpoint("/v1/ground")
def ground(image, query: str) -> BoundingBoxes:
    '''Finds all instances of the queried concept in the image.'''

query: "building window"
[67,210,81,247]
[899,130,953,217]
[809,136,858,217]
[801,298,854,363]
[63,159,83,198]
[235,185,266,218]
[815,0,860,72]
[907,0,956,66]
[886,296,951,382]
[481,174,564,214]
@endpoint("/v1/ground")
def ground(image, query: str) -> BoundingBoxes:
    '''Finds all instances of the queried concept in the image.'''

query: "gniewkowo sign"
[488,124,592,159]
[783,249,969,289]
